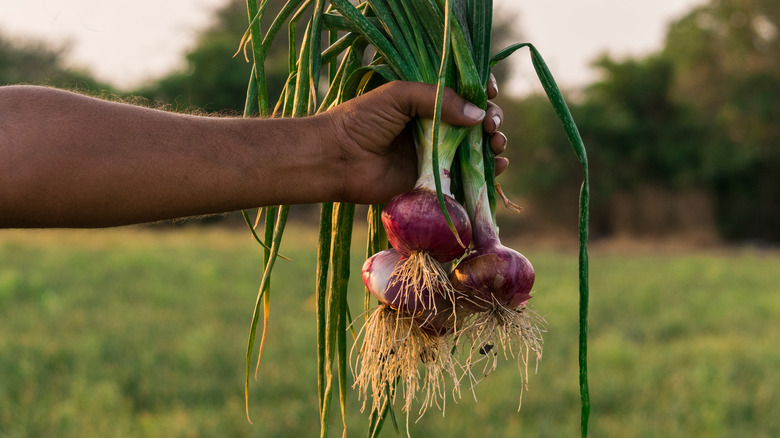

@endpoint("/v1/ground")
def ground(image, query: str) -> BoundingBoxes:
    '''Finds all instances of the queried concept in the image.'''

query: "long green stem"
[254,204,279,378]
[315,203,332,419]
[577,169,590,438]
[367,0,418,73]
[430,0,454,235]
[491,42,591,437]
[333,0,423,82]
[246,0,271,116]
[244,205,288,423]
[335,203,354,438]
[244,0,324,426]
[527,45,590,437]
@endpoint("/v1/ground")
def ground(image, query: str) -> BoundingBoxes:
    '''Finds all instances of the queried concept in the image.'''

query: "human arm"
[0,81,506,228]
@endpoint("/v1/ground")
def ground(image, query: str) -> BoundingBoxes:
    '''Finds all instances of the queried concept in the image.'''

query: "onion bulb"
[381,188,472,263]
[362,248,458,335]
[450,241,535,312]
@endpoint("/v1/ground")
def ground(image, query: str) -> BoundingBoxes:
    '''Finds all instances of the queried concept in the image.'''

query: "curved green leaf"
[491,42,591,437]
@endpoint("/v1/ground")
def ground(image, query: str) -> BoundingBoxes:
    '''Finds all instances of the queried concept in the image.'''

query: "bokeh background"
[1,0,778,437]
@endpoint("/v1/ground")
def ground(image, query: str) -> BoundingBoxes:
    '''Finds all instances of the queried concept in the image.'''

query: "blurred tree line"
[0,35,112,93]
[1,0,778,243]
[498,0,780,243]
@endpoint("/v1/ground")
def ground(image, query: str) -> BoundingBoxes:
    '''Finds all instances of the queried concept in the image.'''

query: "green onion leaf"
[491,42,591,438]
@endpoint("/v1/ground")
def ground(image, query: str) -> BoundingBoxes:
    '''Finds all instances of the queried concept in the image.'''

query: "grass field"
[1,225,778,437]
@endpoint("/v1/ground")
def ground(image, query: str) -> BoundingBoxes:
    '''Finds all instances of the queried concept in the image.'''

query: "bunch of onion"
[239,0,592,435]
[237,0,482,428]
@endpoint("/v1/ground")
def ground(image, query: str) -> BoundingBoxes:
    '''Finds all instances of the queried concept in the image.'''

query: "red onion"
[451,248,534,312]
[413,302,459,336]
[381,188,471,263]
[355,248,462,419]
[362,248,458,336]
[381,120,472,263]
[450,186,535,311]
[448,173,543,393]
[361,248,408,309]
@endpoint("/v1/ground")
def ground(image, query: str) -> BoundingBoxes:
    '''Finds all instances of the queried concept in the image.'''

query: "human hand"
[321,76,508,204]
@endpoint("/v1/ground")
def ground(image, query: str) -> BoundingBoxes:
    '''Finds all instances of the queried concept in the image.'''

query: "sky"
[0,0,709,95]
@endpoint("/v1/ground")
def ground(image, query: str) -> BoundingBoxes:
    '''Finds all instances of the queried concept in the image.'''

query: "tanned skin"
[0,79,506,228]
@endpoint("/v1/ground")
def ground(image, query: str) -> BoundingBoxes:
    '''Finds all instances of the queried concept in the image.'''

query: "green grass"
[1,226,778,437]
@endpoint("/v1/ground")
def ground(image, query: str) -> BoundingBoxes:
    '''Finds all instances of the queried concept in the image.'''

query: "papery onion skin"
[361,248,403,308]
[450,244,535,313]
[362,248,439,311]
[381,188,471,263]
[414,303,459,337]
[362,248,456,337]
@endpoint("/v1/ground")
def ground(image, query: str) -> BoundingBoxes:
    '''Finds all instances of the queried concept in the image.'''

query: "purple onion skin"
[414,304,458,337]
[362,249,454,336]
[450,243,535,312]
[362,248,436,311]
[381,188,471,263]
[361,248,404,308]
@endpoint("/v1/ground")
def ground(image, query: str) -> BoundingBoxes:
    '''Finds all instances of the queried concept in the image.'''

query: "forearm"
[0,86,341,227]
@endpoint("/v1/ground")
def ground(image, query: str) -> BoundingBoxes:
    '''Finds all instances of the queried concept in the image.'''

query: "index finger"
[385,81,486,127]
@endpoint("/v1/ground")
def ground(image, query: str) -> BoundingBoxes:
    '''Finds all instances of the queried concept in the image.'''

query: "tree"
[504,0,780,242]
[499,54,712,238]
[579,55,710,191]
[134,0,297,114]
[663,0,780,241]
[134,0,524,114]
[0,33,111,93]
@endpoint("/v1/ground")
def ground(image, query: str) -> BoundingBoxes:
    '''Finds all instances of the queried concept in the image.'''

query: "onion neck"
[460,126,500,249]
[471,184,500,248]
[412,119,465,195]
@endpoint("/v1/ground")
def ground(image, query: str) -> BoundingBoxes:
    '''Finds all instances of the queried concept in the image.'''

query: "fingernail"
[495,132,507,152]
[490,76,498,94]
[464,103,486,121]
[492,115,502,131]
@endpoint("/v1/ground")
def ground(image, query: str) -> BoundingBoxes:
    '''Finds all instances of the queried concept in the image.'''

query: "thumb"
[385,81,486,127]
